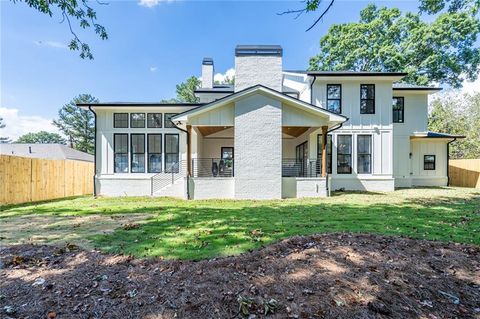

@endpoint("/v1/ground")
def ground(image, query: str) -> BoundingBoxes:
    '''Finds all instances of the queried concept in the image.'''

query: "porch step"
[153,178,185,198]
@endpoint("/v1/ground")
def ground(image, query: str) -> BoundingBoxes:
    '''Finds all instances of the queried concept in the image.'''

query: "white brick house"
[77,45,463,199]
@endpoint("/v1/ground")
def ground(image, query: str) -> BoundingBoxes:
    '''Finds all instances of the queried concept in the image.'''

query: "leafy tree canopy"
[53,94,97,154]
[16,131,66,144]
[428,91,480,159]
[11,0,108,59]
[308,4,480,87]
[0,117,11,144]
[175,76,201,103]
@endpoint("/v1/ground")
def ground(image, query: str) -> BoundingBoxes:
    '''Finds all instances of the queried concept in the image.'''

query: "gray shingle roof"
[0,144,94,162]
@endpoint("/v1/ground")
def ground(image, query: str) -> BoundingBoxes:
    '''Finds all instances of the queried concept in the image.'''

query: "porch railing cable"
[191,158,234,177]
[150,160,187,195]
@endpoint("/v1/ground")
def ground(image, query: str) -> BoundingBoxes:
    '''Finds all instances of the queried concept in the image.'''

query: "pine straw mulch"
[1,233,479,319]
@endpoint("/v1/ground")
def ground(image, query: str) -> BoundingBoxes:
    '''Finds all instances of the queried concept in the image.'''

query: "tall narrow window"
[113,113,128,128]
[424,155,436,170]
[114,134,128,173]
[148,134,162,173]
[326,84,342,114]
[165,134,179,172]
[317,134,332,174]
[360,84,375,114]
[357,135,372,174]
[337,135,352,174]
[164,113,178,128]
[147,113,163,128]
[130,113,145,128]
[131,134,145,173]
[392,97,404,123]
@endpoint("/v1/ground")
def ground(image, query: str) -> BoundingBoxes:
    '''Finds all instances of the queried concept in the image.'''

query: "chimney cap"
[235,45,283,57]
[202,57,214,65]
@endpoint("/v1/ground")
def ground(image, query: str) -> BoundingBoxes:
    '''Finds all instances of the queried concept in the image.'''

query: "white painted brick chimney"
[201,57,214,89]
[234,45,283,92]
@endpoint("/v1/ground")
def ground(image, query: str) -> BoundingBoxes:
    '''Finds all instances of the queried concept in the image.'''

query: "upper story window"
[147,113,163,128]
[164,113,178,128]
[424,155,436,170]
[130,113,145,128]
[392,97,404,123]
[326,84,342,114]
[360,84,375,114]
[113,113,128,128]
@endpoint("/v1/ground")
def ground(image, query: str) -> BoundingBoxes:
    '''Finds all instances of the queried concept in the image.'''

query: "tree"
[175,76,201,103]
[0,117,11,144]
[53,94,97,154]
[308,4,480,87]
[428,92,480,159]
[282,0,478,31]
[16,131,66,144]
[10,0,108,59]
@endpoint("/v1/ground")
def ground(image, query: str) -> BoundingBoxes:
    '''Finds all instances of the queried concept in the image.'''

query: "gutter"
[88,106,97,197]
[446,137,457,186]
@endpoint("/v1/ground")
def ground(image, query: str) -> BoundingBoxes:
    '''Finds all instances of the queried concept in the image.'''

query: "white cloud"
[138,0,174,8]
[150,66,158,72]
[214,68,235,84]
[34,40,68,50]
[0,107,59,141]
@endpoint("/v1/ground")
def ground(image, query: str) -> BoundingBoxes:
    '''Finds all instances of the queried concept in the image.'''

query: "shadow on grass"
[0,195,90,211]
[89,193,480,260]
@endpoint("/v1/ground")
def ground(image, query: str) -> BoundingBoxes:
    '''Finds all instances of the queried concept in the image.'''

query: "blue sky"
[0,0,450,138]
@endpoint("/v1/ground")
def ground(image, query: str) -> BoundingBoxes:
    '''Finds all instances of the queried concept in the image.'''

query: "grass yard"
[0,187,479,260]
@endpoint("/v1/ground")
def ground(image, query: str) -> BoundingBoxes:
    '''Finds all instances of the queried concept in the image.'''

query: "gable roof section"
[0,144,94,162]
[173,84,347,124]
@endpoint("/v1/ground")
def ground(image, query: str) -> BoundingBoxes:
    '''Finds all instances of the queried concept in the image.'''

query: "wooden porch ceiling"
[282,126,310,138]
[196,126,232,137]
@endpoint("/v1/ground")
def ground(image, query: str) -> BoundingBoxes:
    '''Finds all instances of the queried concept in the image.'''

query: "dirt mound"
[1,233,479,318]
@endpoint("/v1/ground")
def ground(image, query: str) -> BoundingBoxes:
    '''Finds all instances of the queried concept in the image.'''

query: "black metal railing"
[151,160,187,195]
[192,158,234,177]
[282,159,322,178]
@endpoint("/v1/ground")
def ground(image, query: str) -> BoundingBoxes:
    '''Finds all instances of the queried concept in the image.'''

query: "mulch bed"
[1,233,479,318]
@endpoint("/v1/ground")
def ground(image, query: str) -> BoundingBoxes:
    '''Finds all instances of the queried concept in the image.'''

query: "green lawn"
[1,187,479,260]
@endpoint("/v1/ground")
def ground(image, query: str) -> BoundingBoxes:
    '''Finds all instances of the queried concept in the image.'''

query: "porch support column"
[321,125,328,177]
[187,125,192,177]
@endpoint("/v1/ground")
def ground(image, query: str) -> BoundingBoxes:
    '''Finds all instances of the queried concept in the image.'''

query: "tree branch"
[305,0,335,31]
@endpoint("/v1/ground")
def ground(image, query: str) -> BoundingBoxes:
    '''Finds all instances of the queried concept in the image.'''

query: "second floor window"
[131,113,145,128]
[360,84,375,114]
[326,84,342,114]
[392,97,404,123]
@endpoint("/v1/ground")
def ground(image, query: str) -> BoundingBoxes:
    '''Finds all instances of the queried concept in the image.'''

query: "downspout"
[446,137,457,186]
[88,106,97,197]
[310,75,317,104]
[172,121,190,199]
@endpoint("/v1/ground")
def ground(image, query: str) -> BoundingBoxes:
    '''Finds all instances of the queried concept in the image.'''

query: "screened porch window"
[114,134,128,173]
[337,135,352,174]
[131,134,145,173]
[148,134,162,173]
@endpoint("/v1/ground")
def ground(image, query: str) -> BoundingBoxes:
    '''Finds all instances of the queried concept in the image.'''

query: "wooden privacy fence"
[449,159,480,188]
[0,155,94,205]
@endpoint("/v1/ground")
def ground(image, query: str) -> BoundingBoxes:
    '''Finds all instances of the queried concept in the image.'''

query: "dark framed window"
[392,97,404,123]
[113,113,128,128]
[326,84,342,114]
[221,147,234,169]
[130,134,145,173]
[424,155,436,170]
[147,134,162,173]
[164,113,178,128]
[147,113,162,128]
[360,84,375,114]
[337,135,352,174]
[357,135,372,174]
[165,134,179,172]
[317,134,332,174]
[114,134,128,173]
[130,113,145,128]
